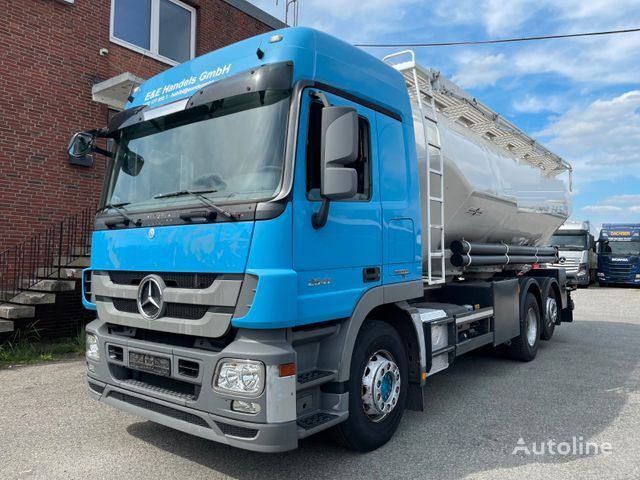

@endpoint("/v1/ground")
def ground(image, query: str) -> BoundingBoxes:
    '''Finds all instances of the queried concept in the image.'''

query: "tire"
[334,320,408,452]
[507,292,541,362]
[540,279,558,341]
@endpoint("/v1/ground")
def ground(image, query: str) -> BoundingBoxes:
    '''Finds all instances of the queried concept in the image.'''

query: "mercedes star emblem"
[137,275,166,320]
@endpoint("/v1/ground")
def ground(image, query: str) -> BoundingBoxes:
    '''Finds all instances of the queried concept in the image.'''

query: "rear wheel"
[508,292,541,361]
[334,320,408,452]
[540,280,558,341]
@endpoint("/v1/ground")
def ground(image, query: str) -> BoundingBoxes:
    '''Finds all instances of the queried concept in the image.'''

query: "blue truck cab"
[74,27,574,453]
[597,223,640,286]
[80,27,422,452]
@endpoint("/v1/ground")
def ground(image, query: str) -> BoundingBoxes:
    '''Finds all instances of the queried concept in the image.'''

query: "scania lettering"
[597,223,640,286]
[72,28,574,452]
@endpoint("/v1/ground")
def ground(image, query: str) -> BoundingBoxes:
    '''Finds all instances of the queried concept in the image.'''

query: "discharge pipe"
[449,240,559,267]
[450,240,557,257]
[450,254,559,268]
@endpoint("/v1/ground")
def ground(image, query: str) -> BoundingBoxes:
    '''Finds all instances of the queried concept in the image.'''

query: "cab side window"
[306,100,372,201]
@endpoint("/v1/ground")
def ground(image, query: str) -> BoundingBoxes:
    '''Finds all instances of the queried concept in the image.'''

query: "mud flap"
[560,291,574,323]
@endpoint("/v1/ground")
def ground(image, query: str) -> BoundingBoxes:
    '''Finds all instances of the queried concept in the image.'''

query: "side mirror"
[121,150,145,177]
[320,106,358,199]
[68,132,95,166]
[312,106,358,229]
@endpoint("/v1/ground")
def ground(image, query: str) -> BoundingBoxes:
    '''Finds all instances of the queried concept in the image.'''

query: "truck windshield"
[549,234,587,250]
[102,89,290,212]
[600,241,640,256]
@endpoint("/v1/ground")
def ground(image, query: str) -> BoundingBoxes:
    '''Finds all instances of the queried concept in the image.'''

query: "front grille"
[109,271,219,289]
[111,298,211,320]
[113,298,138,313]
[166,303,211,320]
[558,258,579,266]
[108,391,210,428]
[554,258,579,272]
[214,422,258,439]
[608,264,632,274]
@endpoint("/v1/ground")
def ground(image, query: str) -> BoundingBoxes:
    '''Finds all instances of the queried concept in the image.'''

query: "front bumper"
[85,319,298,453]
[547,264,588,285]
[87,379,297,452]
[597,274,640,285]
[569,272,590,286]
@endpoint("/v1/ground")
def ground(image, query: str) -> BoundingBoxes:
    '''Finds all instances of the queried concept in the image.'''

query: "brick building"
[0,0,283,252]
[0,0,282,336]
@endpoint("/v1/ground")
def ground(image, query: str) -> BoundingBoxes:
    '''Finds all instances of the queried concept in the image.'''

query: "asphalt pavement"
[1,286,639,480]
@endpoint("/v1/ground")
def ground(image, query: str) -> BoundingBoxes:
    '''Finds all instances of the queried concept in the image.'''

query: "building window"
[110,0,196,65]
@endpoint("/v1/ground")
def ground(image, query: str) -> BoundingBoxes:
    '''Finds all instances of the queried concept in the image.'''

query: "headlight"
[86,333,100,361]
[597,272,605,277]
[213,359,265,397]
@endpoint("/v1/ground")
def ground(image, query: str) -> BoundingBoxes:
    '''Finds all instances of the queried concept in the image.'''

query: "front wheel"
[334,320,408,452]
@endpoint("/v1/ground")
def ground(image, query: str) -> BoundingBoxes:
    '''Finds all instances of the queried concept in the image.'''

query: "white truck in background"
[548,221,597,287]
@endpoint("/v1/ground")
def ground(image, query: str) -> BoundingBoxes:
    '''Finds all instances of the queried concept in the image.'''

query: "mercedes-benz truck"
[72,28,574,453]
[597,223,640,286]
[548,221,596,286]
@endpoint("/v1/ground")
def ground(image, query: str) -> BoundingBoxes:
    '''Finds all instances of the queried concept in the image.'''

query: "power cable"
[355,27,640,48]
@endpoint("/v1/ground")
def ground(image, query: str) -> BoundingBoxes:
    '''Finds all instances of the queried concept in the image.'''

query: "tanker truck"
[71,27,574,453]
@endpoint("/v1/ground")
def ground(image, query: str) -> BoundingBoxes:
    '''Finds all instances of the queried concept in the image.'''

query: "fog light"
[232,400,261,414]
[214,359,265,397]
[86,333,99,361]
[87,362,96,373]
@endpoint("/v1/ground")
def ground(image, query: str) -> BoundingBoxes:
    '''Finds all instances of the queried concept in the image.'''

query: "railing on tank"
[0,208,94,304]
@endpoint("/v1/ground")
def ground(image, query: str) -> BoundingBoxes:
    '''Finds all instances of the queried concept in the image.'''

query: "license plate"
[128,351,171,377]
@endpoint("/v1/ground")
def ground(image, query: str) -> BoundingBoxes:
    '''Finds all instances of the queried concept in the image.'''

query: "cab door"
[292,89,382,325]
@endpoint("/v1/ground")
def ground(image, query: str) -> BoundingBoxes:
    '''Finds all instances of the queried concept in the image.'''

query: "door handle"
[363,267,380,282]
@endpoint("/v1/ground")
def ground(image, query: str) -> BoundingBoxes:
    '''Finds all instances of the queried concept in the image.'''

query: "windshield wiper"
[97,202,142,227]
[153,189,235,221]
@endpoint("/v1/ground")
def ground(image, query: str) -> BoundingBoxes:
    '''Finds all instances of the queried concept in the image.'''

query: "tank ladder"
[383,50,446,285]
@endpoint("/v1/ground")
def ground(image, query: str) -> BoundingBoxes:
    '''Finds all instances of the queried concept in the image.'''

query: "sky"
[249,0,640,230]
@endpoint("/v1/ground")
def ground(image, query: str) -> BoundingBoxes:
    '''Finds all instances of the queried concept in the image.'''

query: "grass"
[0,321,85,368]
